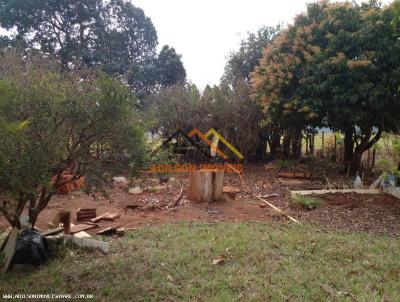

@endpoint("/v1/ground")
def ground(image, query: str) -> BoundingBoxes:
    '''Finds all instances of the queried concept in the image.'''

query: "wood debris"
[76,208,96,221]
[70,224,97,234]
[90,212,111,223]
[277,172,312,179]
[2,228,18,273]
[223,186,240,200]
[102,213,121,221]
[290,189,379,197]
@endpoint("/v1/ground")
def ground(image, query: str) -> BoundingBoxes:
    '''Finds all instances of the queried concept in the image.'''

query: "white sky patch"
[132,0,393,89]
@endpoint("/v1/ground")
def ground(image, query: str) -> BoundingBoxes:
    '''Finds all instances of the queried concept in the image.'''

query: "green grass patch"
[1,222,399,301]
[292,194,322,210]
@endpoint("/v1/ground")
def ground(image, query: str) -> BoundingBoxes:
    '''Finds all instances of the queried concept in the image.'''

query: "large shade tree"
[252,1,400,172]
[0,51,145,228]
[0,0,186,99]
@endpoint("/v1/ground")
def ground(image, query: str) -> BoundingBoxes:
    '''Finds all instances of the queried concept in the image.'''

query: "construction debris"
[70,224,97,235]
[290,189,379,197]
[41,227,64,237]
[64,235,109,254]
[2,228,18,273]
[223,186,240,199]
[226,163,300,224]
[90,212,111,223]
[76,208,97,221]
[102,213,121,221]
[113,176,128,188]
[277,172,312,179]
[53,170,85,194]
[128,186,143,195]
[97,226,122,236]
[48,211,71,234]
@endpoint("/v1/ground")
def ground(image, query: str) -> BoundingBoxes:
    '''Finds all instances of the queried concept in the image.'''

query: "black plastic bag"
[12,229,49,266]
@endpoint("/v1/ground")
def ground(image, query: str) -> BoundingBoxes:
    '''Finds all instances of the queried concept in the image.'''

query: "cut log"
[188,169,224,203]
[90,212,111,223]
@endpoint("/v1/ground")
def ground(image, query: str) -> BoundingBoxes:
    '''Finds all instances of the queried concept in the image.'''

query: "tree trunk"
[309,133,315,155]
[291,130,302,159]
[349,128,382,175]
[343,128,354,164]
[283,131,291,159]
[269,133,281,158]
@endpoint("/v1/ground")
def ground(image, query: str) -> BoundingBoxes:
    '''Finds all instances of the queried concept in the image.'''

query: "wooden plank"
[2,228,18,273]
[77,208,96,221]
[102,213,121,221]
[277,172,312,179]
[41,226,64,237]
[96,225,121,235]
[223,186,240,193]
[74,231,92,238]
[70,224,97,234]
[290,189,379,197]
[90,212,111,223]
[64,235,109,254]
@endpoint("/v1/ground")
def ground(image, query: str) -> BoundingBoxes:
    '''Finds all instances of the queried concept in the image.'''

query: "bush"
[292,195,322,210]
[0,51,146,228]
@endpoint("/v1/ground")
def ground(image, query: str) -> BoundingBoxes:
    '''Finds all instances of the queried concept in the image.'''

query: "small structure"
[188,169,224,203]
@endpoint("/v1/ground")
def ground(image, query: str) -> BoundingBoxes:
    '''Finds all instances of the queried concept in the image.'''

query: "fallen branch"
[258,194,279,199]
[226,164,300,224]
[170,179,183,208]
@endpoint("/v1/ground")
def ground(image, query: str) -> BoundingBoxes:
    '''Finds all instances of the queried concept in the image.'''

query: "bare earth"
[1,164,400,236]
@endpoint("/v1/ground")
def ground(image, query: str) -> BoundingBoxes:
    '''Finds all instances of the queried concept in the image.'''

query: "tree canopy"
[0,0,186,98]
[0,51,145,227]
[252,1,400,172]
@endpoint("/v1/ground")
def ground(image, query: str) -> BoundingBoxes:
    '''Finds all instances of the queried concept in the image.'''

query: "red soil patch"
[1,164,399,236]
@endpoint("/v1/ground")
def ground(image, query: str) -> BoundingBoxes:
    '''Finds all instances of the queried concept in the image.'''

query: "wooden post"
[59,211,71,235]
[188,170,224,203]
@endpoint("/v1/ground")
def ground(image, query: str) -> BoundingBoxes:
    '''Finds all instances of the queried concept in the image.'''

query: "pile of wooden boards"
[91,212,121,222]
[52,170,85,195]
[76,208,96,221]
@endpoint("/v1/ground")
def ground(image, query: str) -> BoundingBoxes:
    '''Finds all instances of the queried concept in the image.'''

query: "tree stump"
[188,170,224,203]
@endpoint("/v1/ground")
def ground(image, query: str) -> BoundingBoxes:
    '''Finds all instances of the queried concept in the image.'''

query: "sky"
[132,0,392,89]
[132,0,308,88]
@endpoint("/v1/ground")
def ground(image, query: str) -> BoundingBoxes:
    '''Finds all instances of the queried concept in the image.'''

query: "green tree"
[224,26,280,83]
[0,51,145,228]
[252,1,400,171]
[156,45,186,87]
[0,0,186,98]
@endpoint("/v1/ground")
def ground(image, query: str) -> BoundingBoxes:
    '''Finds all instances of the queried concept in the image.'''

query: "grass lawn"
[1,222,400,301]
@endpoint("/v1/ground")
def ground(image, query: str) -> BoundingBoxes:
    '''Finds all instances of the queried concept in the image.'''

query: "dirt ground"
[1,163,400,236]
